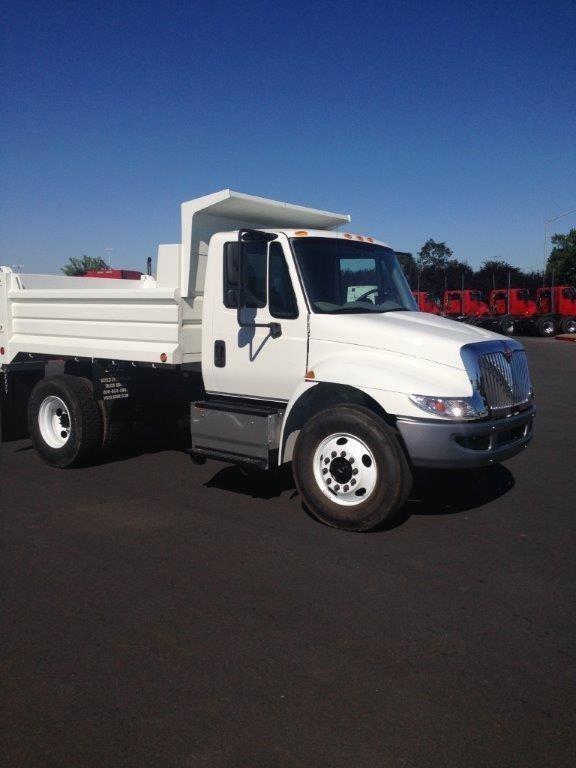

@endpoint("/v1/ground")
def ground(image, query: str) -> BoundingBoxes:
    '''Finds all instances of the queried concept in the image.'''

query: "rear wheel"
[28,375,103,467]
[559,317,576,334]
[293,405,412,531]
[537,317,556,337]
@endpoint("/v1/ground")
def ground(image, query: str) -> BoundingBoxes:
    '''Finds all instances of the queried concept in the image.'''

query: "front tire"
[293,405,412,531]
[537,317,556,337]
[28,375,104,468]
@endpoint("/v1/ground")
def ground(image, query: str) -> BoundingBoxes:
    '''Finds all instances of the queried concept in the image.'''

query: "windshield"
[291,238,417,314]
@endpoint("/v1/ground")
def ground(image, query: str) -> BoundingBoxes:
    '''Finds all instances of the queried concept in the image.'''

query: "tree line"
[397,228,576,297]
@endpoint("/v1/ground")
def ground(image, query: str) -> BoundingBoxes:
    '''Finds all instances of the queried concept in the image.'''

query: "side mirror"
[236,229,281,339]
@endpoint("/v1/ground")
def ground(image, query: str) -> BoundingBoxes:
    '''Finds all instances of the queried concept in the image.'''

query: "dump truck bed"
[0,270,195,367]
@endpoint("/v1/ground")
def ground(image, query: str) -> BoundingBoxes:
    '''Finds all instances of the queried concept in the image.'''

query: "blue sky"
[1,0,575,274]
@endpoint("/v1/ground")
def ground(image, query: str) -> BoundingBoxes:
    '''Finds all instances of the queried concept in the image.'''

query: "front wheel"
[293,405,412,531]
[500,317,515,335]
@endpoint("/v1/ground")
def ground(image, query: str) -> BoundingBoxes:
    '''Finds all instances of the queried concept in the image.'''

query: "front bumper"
[396,406,535,469]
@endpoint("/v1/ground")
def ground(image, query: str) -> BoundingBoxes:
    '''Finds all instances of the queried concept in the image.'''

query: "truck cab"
[536,286,576,334]
[0,190,536,532]
[412,291,441,315]
[489,288,537,318]
[443,290,490,318]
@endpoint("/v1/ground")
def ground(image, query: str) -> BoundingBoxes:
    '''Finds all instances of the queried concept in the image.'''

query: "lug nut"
[324,458,329,465]
[322,468,327,474]
[334,485,340,491]
[340,451,346,457]
[351,479,356,486]
[327,478,332,484]
[349,457,355,464]
[343,485,349,492]
[352,468,358,475]
[331,451,336,457]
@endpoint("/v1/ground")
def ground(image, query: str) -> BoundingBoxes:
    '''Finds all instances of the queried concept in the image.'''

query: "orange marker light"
[357,235,364,241]
[305,370,315,380]
[295,230,308,237]
[344,233,353,239]
[366,237,374,243]
[160,353,168,363]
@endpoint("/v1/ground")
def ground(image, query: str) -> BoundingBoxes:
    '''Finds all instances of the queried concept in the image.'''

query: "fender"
[279,347,472,463]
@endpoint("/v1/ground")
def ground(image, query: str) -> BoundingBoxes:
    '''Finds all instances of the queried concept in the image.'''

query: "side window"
[223,242,267,309]
[269,243,298,319]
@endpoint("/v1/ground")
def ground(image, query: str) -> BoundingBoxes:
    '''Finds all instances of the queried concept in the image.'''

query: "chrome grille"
[478,350,531,411]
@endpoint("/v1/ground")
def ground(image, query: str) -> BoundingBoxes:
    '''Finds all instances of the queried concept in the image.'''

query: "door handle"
[214,340,226,368]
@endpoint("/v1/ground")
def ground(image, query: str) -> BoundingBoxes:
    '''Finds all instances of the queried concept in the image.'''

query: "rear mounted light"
[160,353,168,363]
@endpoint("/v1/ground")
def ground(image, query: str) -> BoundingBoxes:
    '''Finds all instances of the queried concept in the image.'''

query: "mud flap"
[0,365,45,442]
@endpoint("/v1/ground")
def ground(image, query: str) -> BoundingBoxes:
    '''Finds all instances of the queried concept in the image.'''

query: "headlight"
[409,394,488,420]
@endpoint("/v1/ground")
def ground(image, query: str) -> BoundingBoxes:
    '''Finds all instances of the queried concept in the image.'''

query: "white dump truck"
[0,190,535,530]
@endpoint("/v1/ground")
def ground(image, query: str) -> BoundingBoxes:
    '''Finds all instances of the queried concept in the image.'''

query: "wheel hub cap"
[313,433,378,507]
[38,396,72,449]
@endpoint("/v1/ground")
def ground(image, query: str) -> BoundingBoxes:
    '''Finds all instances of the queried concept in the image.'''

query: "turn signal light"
[294,230,308,237]
[0,347,4,356]
[160,353,167,363]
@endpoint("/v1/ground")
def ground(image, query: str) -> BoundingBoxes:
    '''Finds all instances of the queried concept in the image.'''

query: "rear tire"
[293,405,412,532]
[537,317,556,337]
[28,375,104,468]
[559,317,576,334]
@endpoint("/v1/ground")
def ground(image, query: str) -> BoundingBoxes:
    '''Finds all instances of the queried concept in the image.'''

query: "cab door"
[204,234,309,402]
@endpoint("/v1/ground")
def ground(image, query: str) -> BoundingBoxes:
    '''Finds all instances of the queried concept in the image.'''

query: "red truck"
[443,290,491,324]
[412,291,441,315]
[535,286,576,334]
[489,288,559,336]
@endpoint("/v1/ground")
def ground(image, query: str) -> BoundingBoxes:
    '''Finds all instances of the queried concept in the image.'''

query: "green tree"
[547,229,576,285]
[61,255,107,276]
[415,240,470,295]
[416,239,453,271]
[473,259,524,295]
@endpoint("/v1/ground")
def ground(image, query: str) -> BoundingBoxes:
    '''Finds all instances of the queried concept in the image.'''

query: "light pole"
[104,247,113,269]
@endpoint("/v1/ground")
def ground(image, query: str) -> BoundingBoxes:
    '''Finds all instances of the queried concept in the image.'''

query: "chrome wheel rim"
[312,433,378,506]
[38,396,71,448]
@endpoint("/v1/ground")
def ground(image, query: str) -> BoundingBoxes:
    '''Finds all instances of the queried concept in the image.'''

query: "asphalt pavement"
[1,338,575,768]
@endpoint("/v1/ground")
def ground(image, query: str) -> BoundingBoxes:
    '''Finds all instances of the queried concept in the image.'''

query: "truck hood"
[309,311,503,370]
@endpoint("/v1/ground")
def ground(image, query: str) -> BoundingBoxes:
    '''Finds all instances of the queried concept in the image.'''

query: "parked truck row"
[1,190,535,531]
[412,286,576,336]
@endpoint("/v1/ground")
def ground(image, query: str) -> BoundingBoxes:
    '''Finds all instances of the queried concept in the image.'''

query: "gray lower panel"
[190,402,284,469]
[396,407,535,469]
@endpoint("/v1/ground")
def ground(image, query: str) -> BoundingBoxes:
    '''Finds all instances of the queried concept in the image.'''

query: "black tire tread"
[293,404,412,532]
[28,374,103,468]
